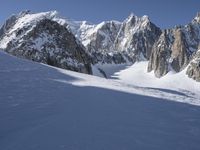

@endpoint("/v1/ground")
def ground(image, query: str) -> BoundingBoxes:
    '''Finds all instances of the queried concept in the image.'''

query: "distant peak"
[142,15,150,21]
[196,12,200,18]
[125,13,151,24]
[18,10,59,18]
[193,12,200,23]
[124,13,138,24]
[128,13,136,18]
[47,10,59,16]
[127,13,137,19]
[18,10,31,17]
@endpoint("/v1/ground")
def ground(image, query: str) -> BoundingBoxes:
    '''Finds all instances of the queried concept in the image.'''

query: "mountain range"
[0,10,200,150]
[0,10,199,81]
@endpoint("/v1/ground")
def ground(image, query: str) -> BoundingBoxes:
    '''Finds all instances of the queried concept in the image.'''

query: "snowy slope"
[113,61,200,100]
[1,51,200,150]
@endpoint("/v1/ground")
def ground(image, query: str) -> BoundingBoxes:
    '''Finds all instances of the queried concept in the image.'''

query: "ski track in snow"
[1,51,200,150]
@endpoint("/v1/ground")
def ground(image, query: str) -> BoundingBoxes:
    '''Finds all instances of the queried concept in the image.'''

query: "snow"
[1,51,200,150]
[0,10,65,49]
[193,12,200,23]
[8,11,57,34]
[31,33,51,51]
[92,63,130,78]
[112,61,200,100]
[114,13,153,53]
[66,12,152,55]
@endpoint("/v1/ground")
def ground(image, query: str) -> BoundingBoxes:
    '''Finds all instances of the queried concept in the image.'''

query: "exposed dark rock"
[1,10,200,81]
[2,17,92,74]
[148,13,200,79]
[148,30,172,77]
[186,49,200,81]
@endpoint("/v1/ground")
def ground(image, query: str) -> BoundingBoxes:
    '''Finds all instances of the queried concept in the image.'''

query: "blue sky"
[0,0,199,28]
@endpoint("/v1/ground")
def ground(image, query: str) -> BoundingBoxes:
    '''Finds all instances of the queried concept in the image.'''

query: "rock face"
[147,30,172,77]
[0,10,200,81]
[148,12,200,79]
[114,14,161,61]
[0,11,92,74]
[171,29,190,72]
[186,49,200,81]
[78,20,125,64]
[68,13,162,64]
[0,15,17,38]
[0,11,161,74]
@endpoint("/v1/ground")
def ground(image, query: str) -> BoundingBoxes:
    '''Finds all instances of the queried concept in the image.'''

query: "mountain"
[68,20,126,64]
[187,48,200,81]
[0,10,162,78]
[0,11,92,74]
[0,50,200,150]
[67,13,161,64]
[0,10,200,81]
[148,12,200,80]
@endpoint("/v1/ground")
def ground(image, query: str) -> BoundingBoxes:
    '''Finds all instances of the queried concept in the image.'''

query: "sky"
[0,0,199,29]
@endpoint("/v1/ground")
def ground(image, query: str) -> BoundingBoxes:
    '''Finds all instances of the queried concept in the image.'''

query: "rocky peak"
[148,13,200,79]
[18,10,31,17]
[0,10,64,49]
[171,28,190,72]
[124,13,151,29]
[192,12,200,24]
[65,12,161,64]
[0,15,17,38]
[147,29,172,77]
[1,10,200,81]
[141,15,150,21]
[115,14,161,60]
[0,11,92,74]
[125,13,137,25]
[186,49,200,81]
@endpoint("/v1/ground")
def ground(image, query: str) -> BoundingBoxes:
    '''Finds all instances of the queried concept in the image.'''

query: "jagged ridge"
[0,10,200,81]
[0,10,92,74]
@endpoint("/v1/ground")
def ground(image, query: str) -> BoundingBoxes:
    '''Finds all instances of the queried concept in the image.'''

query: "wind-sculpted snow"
[1,51,200,150]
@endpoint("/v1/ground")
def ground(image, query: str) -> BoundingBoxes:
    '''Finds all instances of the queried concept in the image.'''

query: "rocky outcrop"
[68,13,161,64]
[148,30,172,77]
[114,14,162,61]
[82,21,125,64]
[186,49,200,81]
[171,29,190,72]
[0,12,92,74]
[0,15,17,38]
[0,11,162,75]
[1,10,200,81]
[148,12,200,78]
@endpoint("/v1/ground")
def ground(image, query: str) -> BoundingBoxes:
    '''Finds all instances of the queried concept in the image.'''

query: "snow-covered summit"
[0,10,62,49]
[124,13,150,28]
[0,10,161,68]
[0,10,92,74]
[193,12,200,23]
[0,10,200,81]
[66,12,161,65]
